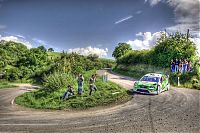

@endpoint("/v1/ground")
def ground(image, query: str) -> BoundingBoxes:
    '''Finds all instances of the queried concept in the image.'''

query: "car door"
[161,75,167,90]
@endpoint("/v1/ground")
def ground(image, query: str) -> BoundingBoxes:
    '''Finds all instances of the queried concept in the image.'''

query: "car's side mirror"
[160,78,163,83]
[167,75,169,79]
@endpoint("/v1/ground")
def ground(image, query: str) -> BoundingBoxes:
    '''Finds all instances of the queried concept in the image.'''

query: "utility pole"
[186,29,189,41]
[164,29,167,39]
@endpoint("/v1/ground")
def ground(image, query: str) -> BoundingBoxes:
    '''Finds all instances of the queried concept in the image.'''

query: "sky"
[0,0,199,57]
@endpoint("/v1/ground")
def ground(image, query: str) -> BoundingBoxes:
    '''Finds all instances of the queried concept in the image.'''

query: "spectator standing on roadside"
[183,59,188,73]
[175,58,179,72]
[94,74,97,90]
[103,71,108,82]
[188,61,192,72]
[171,59,175,72]
[77,74,84,95]
[179,59,183,73]
[89,74,97,95]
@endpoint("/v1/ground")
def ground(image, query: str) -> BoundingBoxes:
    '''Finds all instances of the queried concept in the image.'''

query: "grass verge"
[15,72,131,110]
[0,81,17,89]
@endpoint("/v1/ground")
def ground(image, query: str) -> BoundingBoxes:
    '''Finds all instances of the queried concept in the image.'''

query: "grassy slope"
[15,73,131,110]
[47,52,61,59]
[0,82,17,89]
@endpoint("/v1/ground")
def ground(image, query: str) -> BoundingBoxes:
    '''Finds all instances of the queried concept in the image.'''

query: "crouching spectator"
[62,85,74,100]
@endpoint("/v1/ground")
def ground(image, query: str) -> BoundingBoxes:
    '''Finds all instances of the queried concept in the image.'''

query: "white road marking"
[0,124,59,126]
[11,98,15,105]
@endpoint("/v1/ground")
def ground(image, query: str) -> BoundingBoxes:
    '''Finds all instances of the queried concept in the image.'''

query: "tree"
[37,45,47,52]
[112,43,132,59]
[87,54,99,61]
[48,48,54,52]
[153,32,197,67]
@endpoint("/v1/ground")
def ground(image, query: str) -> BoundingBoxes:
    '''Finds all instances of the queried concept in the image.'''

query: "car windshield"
[140,76,160,82]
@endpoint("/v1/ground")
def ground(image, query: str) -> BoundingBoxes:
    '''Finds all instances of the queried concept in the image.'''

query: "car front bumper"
[130,88,157,94]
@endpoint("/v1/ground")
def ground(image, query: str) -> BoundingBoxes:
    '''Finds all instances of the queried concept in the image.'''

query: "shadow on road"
[127,90,156,97]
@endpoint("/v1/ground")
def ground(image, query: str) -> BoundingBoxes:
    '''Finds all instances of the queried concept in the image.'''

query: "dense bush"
[0,41,51,82]
[169,72,200,89]
[43,72,76,92]
[0,41,115,83]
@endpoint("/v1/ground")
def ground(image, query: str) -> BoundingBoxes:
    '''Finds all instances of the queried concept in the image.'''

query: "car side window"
[160,77,163,83]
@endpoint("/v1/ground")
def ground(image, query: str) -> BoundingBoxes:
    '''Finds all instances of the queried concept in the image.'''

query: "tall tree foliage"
[116,32,198,68]
[153,32,197,67]
[0,41,115,82]
[112,43,132,59]
[47,48,54,52]
[0,41,50,81]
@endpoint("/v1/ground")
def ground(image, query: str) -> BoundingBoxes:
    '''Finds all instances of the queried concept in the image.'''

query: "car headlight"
[133,88,137,91]
[149,86,156,89]
[134,82,138,86]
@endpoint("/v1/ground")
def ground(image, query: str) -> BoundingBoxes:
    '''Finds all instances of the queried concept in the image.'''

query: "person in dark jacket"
[171,59,175,72]
[77,74,84,95]
[89,74,97,95]
[175,58,180,72]
[182,59,188,73]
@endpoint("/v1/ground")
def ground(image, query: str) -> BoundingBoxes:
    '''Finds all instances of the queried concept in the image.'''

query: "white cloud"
[115,15,133,24]
[147,0,163,6]
[189,37,200,57]
[145,0,200,56]
[0,35,32,48]
[136,10,142,14]
[146,0,200,36]
[32,38,47,45]
[68,46,108,57]
[16,34,25,39]
[136,32,143,37]
[127,31,200,57]
[127,31,164,50]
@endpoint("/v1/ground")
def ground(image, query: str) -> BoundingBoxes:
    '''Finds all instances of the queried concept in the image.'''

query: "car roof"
[144,73,163,78]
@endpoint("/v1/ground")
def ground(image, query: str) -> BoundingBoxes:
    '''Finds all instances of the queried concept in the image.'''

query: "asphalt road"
[0,71,199,133]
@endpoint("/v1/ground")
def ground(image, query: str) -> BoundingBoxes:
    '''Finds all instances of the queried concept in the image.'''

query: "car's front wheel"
[157,85,161,95]
[166,84,170,91]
